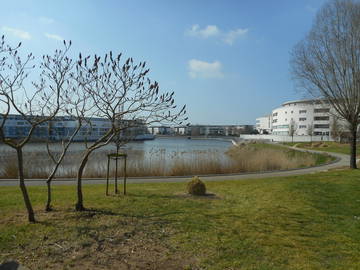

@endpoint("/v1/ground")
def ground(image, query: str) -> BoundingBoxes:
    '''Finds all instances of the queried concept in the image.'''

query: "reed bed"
[225,144,321,172]
[0,143,331,179]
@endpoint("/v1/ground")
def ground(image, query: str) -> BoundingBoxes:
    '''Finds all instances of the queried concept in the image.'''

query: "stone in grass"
[187,176,206,196]
[0,261,29,270]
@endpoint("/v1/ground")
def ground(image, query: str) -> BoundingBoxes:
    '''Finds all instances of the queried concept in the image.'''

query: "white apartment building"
[255,115,272,134]
[256,99,342,136]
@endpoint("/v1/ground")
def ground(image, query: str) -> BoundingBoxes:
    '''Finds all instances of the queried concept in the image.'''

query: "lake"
[0,137,234,178]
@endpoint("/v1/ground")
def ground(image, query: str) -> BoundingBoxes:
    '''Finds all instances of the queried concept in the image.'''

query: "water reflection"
[0,137,232,178]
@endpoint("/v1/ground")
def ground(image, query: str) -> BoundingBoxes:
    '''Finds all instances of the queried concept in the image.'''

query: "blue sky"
[0,0,327,125]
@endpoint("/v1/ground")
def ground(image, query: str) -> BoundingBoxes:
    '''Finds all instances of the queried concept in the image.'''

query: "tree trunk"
[106,155,110,196]
[124,156,127,195]
[75,154,89,211]
[350,126,357,169]
[115,145,119,194]
[45,180,52,211]
[16,148,36,222]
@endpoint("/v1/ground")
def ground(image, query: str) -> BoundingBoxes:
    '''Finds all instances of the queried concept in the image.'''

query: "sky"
[0,0,328,125]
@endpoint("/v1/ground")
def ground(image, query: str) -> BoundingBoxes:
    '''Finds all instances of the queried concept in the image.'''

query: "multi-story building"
[184,125,254,136]
[255,115,272,134]
[256,99,343,136]
[0,115,152,141]
[148,125,254,136]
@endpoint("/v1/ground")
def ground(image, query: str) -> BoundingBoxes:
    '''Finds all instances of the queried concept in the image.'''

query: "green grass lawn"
[1,170,360,269]
[284,141,360,156]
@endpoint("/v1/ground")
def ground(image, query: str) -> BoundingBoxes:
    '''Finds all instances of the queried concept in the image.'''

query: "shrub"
[187,176,206,196]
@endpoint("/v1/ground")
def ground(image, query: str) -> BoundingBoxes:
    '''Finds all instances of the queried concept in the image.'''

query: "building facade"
[148,124,255,136]
[256,99,343,137]
[184,125,254,136]
[255,115,272,134]
[0,115,152,141]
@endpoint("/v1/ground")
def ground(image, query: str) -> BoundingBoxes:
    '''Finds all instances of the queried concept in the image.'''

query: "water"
[125,137,232,155]
[0,137,234,177]
[0,137,232,158]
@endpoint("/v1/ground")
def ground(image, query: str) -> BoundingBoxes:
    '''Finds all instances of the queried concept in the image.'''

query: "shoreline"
[0,146,340,183]
[0,150,346,186]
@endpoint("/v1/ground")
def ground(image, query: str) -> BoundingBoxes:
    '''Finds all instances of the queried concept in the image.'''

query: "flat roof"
[281,98,327,106]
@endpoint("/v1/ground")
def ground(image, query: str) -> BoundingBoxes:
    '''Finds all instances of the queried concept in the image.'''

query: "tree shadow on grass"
[124,192,181,200]
[73,207,184,220]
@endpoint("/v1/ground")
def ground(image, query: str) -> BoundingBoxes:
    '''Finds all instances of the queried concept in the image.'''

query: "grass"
[0,143,334,179]
[1,169,360,269]
[284,141,360,156]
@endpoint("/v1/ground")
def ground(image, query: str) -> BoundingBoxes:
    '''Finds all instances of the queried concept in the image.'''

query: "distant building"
[147,124,254,136]
[255,99,344,136]
[184,124,254,136]
[0,115,151,141]
[256,115,272,134]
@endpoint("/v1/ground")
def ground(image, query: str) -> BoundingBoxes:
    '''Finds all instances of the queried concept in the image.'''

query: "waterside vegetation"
[0,143,334,179]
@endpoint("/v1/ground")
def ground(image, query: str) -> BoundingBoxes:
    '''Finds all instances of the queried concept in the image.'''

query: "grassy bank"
[226,142,333,172]
[0,143,334,179]
[284,141,360,157]
[1,169,360,269]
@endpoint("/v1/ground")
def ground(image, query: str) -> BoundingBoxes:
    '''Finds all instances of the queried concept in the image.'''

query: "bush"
[187,176,206,196]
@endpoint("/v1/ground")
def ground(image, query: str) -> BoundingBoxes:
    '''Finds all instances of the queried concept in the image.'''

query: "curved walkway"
[0,148,350,187]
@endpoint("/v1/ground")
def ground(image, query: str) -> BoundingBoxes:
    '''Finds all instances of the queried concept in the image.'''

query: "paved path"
[0,148,350,187]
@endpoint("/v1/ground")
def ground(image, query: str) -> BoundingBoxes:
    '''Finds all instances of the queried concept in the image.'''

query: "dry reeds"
[225,145,316,172]
[0,143,328,179]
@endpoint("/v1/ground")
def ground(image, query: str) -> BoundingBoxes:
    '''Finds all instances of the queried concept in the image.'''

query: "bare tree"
[72,52,187,211]
[0,37,72,222]
[289,119,297,142]
[291,0,360,168]
[45,127,79,211]
[307,122,314,142]
[44,119,81,211]
[44,73,95,211]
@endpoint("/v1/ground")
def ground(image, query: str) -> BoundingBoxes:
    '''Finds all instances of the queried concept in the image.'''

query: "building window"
[272,119,277,123]
[314,131,330,135]
[314,116,329,121]
[278,125,289,129]
[314,124,330,129]
[314,108,330,113]
[273,125,289,129]
[299,118,306,121]
[299,110,307,114]
[299,125,307,129]
[291,111,293,114]
[273,112,278,117]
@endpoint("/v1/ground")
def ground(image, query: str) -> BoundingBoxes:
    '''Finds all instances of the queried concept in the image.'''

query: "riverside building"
[256,99,342,136]
[0,115,152,141]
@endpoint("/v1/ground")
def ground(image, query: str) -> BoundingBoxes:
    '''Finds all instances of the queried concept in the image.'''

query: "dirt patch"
[311,142,322,148]
[0,209,198,270]
[319,143,329,148]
